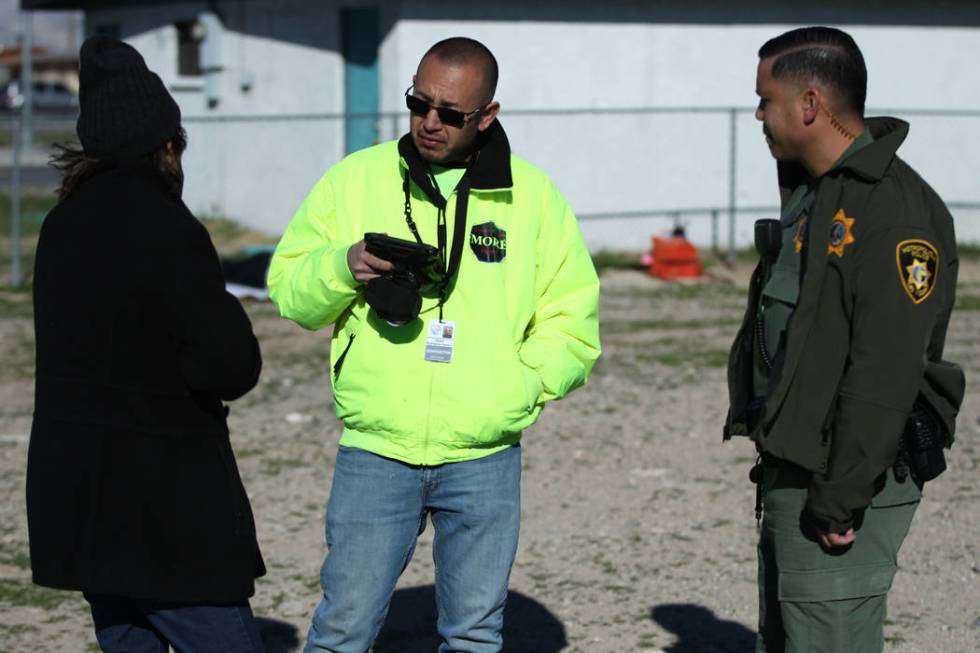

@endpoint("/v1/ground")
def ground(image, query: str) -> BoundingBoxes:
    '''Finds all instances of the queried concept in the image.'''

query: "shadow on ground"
[650,603,755,652]
[373,586,567,652]
[257,616,302,652]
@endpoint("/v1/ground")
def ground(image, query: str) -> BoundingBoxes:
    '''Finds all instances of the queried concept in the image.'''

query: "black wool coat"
[27,163,265,603]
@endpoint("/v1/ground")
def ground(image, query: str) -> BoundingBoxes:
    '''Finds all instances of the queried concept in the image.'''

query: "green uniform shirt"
[753,129,875,397]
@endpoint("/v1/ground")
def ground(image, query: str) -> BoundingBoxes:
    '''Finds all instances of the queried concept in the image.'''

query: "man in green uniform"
[725,27,963,652]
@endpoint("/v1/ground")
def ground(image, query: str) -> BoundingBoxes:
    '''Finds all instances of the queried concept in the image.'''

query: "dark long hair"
[50,126,188,200]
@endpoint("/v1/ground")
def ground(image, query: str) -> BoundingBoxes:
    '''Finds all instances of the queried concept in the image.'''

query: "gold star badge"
[905,258,931,291]
[827,209,856,257]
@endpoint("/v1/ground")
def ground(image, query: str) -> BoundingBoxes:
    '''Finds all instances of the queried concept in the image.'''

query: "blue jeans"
[84,593,265,653]
[305,445,522,653]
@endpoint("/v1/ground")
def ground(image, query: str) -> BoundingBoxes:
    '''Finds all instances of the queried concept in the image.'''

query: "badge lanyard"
[401,169,471,322]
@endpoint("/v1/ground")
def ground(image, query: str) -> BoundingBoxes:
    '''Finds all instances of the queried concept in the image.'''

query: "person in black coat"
[27,36,266,652]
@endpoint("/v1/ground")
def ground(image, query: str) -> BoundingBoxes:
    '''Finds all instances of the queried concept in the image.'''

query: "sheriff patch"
[470,222,507,263]
[896,239,939,304]
[827,209,856,257]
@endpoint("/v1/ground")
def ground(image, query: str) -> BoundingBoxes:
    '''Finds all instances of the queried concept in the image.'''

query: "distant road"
[0,164,59,193]
[0,143,59,192]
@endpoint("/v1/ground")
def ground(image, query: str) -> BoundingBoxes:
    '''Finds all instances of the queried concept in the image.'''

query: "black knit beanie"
[76,36,181,160]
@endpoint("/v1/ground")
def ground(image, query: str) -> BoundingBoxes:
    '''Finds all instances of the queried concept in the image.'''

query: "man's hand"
[346,240,394,284]
[817,528,856,549]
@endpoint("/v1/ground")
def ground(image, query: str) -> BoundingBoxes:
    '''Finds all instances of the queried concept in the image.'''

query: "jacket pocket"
[333,333,356,381]
[761,264,801,306]
[437,339,538,446]
[870,467,922,507]
[331,318,424,437]
[499,346,536,418]
[519,361,543,412]
[778,564,897,602]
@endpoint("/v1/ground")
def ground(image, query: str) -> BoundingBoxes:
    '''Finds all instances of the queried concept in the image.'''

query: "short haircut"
[421,37,498,101]
[759,27,867,117]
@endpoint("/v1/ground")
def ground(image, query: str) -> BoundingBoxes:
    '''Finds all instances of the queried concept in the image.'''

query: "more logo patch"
[896,239,939,304]
[470,222,507,263]
[827,209,856,257]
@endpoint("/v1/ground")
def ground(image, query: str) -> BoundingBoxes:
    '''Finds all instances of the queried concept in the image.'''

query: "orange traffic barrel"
[648,235,702,280]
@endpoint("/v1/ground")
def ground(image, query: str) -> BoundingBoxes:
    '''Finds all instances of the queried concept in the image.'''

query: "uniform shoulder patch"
[827,209,856,257]
[896,239,939,304]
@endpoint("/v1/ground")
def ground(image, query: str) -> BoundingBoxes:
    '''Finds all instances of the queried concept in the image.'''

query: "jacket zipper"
[422,188,457,462]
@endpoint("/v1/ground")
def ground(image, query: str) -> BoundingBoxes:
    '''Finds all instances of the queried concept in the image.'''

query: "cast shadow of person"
[651,603,755,653]
[373,586,567,652]
[257,617,302,652]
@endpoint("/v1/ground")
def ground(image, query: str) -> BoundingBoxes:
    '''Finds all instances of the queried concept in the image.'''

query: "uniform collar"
[835,117,908,182]
[777,116,909,199]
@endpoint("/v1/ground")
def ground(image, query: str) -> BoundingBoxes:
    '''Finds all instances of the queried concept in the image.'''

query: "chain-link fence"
[4,107,980,286]
[1,114,76,286]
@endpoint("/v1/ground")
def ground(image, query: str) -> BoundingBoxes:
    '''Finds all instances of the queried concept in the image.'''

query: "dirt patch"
[1,261,977,652]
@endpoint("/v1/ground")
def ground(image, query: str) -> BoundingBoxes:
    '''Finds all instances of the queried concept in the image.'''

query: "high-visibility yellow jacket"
[268,123,600,466]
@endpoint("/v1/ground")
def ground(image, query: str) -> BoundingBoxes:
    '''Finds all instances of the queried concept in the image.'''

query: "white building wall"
[387,16,980,250]
[88,1,980,248]
[86,0,347,233]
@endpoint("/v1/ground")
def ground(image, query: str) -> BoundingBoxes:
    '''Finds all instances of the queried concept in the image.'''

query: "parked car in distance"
[0,80,79,113]
[0,81,19,111]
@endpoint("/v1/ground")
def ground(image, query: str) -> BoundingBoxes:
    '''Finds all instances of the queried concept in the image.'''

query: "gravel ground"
[1,259,977,653]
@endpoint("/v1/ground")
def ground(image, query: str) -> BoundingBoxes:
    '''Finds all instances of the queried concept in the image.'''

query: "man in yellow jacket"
[268,37,600,652]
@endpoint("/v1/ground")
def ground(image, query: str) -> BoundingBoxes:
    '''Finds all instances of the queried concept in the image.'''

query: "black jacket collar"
[838,116,908,182]
[74,158,182,203]
[398,119,513,208]
[777,116,908,200]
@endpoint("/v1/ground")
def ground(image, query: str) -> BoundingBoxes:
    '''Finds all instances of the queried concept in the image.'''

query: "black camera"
[363,233,440,326]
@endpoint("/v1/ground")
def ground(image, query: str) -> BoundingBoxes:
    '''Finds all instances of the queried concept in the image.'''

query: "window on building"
[175,20,202,77]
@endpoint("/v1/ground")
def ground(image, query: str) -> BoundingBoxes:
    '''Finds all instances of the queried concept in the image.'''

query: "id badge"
[425,320,455,363]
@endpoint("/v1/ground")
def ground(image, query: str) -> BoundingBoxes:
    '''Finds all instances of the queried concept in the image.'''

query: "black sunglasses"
[404,85,484,127]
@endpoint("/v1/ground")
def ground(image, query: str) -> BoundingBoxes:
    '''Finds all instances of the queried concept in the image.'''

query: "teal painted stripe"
[342,7,380,154]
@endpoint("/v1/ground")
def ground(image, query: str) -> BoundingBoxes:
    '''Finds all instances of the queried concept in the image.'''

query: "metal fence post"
[727,108,737,267]
[21,12,34,151]
[11,114,23,287]
[710,209,719,256]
